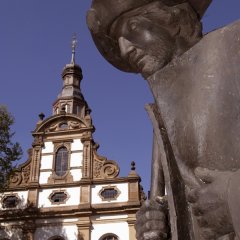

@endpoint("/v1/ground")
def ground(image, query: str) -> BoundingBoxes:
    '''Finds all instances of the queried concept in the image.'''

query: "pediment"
[33,114,92,133]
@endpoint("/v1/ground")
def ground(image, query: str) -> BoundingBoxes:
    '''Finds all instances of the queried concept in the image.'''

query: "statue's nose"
[118,37,134,58]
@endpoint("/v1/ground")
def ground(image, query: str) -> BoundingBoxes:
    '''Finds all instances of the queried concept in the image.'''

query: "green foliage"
[0,106,22,189]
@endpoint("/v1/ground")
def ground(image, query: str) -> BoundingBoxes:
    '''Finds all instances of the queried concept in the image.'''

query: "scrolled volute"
[100,160,120,178]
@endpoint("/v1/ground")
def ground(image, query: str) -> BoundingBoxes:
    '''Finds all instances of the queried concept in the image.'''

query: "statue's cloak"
[148,20,240,176]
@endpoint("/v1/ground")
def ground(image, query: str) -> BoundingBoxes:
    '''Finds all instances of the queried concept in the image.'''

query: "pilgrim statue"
[87,0,240,239]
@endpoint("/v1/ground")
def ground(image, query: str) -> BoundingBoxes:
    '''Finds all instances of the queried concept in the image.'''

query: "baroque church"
[0,38,143,240]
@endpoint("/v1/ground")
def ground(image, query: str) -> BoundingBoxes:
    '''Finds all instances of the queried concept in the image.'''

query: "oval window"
[2,195,19,208]
[50,192,68,204]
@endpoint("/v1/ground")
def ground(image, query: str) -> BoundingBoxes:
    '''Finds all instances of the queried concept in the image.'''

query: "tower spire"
[52,34,88,117]
[71,33,77,64]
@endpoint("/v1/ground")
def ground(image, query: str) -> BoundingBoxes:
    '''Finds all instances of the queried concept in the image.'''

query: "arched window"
[65,104,70,113]
[100,234,118,240]
[55,107,59,114]
[55,147,68,176]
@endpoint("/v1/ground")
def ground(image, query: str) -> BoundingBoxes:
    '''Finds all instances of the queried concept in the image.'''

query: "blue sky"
[0,1,239,192]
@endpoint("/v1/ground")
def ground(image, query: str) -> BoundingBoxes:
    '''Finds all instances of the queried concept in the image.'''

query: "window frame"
[99,233,119,240]
[1,193,20,209]
[55,146,69,176]
[98,185,121,202]
[53,143,71,179]
[48,190,70,205]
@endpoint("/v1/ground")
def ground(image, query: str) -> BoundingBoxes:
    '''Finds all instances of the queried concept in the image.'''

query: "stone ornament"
[93,144,120,179]
[9,152,32,187]
[45,120,84,132]
[34,114,92,134]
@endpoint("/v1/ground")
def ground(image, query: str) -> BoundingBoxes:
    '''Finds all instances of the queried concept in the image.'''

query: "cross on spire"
[71,33,78,64]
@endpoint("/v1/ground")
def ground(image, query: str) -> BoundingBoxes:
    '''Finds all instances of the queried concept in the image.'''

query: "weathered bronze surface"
[87,0,240,239]
[87,0,208,77]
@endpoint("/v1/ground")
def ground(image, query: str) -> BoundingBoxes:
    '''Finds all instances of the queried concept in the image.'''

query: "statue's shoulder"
[202,19,240,43]
[149,19,240,81]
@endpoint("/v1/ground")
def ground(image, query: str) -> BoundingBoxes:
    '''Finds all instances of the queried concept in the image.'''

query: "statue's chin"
[141,61,166,79]
[125,54,170,79]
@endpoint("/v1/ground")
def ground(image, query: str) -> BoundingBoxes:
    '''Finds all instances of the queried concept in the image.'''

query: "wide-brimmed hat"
[87,0,212,72]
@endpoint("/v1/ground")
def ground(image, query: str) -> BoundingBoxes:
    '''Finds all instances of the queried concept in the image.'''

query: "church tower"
[0,37,143,240]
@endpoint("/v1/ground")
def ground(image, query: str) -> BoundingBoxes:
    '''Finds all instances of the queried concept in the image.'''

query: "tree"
[0,106,22,189]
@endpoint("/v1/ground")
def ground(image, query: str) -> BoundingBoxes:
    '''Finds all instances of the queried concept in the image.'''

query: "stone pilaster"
[128,213,137,240]
[28,188,39,206]
[80,185,91,203]
[82,138,92,179]
[128,181,140,202]
[77,217,91,240]
[28,137,42,206]
[30,138,43,185]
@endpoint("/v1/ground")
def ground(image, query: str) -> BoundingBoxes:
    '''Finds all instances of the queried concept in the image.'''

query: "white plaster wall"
[36,218,79,224]
[34,225,78,240]
[39,171,52,184]
[70,169,82,181]
[0,191,28,210]
[40,155,53,170]
[91,183,128,204]
[71,139,83,151]
[42,141,54,154]
[38,187,80,208]
[94,214,128,220]
[91,222,129,240]
[70,152,83,167]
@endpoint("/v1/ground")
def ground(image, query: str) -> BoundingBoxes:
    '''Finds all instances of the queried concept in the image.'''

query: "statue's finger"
[136,210,166,227]
[143,230,168,240]
[196,216,208,227]
[137,199,166,217]
[192,204,204,216]
[200,227,218,240]
[194,167,219,183]
[145,220,167,231]
[136,219,168,237]
[187,188,199,203]
[155,196,167,206]
[145,210,166,221]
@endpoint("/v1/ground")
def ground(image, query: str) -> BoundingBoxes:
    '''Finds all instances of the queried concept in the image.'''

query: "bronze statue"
[87,0,240,239]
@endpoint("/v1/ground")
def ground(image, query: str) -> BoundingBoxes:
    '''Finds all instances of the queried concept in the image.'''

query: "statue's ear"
[87,9,101,34]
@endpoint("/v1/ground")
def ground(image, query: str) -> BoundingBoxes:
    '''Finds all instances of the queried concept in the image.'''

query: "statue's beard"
[126,39,175,79]
[131,50,174,79]
[139,55,170,79]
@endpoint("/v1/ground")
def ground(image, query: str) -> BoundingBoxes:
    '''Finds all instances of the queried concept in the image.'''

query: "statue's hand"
[188,167,235,239]
[135,197,169,240]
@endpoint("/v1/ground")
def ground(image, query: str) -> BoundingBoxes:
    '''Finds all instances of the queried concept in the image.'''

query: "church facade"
[0,43,143,240]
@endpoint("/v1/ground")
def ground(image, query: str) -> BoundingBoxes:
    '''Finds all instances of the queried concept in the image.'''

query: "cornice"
[33,114,93,134]
[6,176,140,191]
[0,202,140,222]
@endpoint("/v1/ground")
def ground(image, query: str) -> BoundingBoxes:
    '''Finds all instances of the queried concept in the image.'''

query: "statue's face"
[111,14,176,77]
